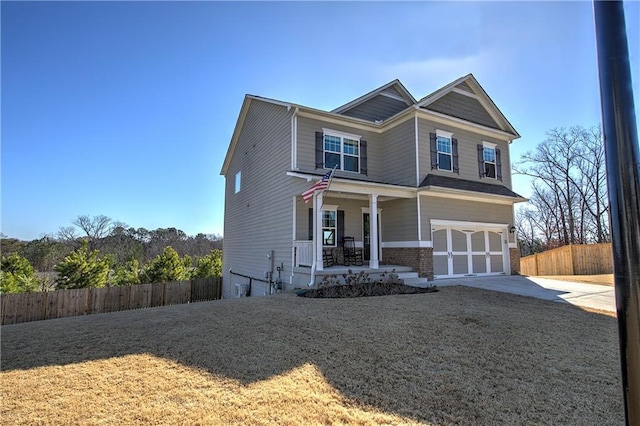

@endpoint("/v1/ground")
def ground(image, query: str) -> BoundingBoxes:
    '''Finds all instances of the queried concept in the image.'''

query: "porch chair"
[342,237,364,266]
[323,248,335,268]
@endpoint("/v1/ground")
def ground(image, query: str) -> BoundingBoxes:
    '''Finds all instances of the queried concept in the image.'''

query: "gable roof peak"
[416,74,520,138]
[331,79,416,115]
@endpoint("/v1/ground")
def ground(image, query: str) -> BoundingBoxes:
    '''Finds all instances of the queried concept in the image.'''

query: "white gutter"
[414,113,420,186]
[290,107,299,170]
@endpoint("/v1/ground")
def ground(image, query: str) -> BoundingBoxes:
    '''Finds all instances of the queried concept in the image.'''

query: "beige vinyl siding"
[381,117,416,186]
[380,198,418,241]
[417,117,512,189]
[222,99,298,298]
[424,92,500,130]
[420,196,515,242]
[296,116,382,182]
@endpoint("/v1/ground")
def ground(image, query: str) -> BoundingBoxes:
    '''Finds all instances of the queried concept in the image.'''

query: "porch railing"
[294,240,313,267]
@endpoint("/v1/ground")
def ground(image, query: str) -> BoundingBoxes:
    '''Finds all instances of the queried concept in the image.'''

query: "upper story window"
[430,130,459,173]
[316,130,367,175]
[235,171,241,193]
[323,130,360,173]
[477,141,502,181]
[483,143,497,179]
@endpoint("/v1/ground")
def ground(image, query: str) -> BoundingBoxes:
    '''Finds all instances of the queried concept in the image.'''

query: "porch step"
[402,277,432,288]
[396,272,419,279]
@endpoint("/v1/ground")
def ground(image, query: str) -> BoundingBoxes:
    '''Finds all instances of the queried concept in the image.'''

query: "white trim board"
[381,241,433,248]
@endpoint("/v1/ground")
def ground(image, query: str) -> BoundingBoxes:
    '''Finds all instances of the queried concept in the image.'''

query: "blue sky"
[2,1,638,241]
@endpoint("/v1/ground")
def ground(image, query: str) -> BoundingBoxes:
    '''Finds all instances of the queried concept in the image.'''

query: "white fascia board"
[298,104,416,133]
[416,108,517,141]
[430,219,509,229]
[382,241,433,248]
[221,96,252,176]
[463,77,521,138]
[419,186,527,205]
[332,80,415,114]
[414,74,470,107]
[329,180,415,199]
[297,110,382,133]
[286,171,415,199]
[222,95,293,176]
[451,87,480,99]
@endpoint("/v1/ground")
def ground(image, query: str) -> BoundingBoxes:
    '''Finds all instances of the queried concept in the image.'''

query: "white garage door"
[432,222,508,279]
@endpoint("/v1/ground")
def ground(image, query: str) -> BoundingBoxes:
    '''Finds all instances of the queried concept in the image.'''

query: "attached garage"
[431,220,510,278]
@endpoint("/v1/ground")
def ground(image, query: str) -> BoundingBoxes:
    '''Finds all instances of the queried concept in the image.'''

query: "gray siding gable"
[340,95,410,122]
[423,92,500,129]
[456,81,474,93]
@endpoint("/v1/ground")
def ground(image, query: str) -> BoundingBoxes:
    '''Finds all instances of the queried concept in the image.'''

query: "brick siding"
[382,248,434,280]
[509,248,520,275]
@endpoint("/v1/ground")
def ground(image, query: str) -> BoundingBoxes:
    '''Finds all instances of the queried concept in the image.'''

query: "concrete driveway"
[438,275,616,313]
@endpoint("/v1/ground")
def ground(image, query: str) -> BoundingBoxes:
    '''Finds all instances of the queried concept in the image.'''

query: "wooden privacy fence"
[0,277,222,326]
[520,243,613,276]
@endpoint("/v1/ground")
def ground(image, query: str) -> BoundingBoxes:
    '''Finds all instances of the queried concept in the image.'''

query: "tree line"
[514,125,610,256]
[1,215,223,293]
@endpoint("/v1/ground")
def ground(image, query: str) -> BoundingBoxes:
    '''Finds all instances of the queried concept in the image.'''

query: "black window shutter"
[452,138,459,174]
[477,144,484,178]
[496,148,503,181]
[430,133,437,169]
[360,140,368,175]
[315,132,324,169]
[337,210,345,245]
[308,208,313,240]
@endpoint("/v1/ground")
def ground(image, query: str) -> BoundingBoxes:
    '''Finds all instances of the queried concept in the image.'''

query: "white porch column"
[314,191,324,271]
[369,193,379,269]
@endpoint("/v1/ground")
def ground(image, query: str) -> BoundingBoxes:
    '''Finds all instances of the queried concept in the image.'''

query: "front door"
[362,213,381,261]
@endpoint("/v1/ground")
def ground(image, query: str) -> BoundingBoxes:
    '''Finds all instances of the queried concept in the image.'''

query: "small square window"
[235,171,241,193]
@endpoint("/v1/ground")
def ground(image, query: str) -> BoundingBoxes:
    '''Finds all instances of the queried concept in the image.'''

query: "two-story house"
[221,74,526,298]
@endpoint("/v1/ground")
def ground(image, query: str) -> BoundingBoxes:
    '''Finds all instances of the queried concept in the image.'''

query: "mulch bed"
[297,282,438,298]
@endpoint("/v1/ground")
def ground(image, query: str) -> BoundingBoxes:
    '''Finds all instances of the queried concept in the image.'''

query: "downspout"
[291,107,299,171]
[415,113,422,241]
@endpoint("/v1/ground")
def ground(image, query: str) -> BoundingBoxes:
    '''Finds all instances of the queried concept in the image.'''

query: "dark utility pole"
[593,1,640,425]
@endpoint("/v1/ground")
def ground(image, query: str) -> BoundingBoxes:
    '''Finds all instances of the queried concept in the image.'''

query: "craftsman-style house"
[221,74,526,298]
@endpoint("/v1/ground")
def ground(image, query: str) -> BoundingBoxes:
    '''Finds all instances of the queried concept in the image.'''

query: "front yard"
[1,286,624,425]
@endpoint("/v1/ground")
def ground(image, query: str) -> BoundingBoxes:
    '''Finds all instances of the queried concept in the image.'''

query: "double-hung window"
[324,130,360,173]
[436,130,453,172]
[322,209,337,246]
[483,142,497,179]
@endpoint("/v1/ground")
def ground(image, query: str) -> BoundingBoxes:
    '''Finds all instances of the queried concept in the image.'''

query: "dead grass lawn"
[1,286,624,425]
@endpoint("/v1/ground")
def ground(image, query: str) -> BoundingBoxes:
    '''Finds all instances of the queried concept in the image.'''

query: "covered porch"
[288,173,416,287]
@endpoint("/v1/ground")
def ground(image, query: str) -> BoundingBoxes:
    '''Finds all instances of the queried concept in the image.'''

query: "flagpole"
[319,165,338,210]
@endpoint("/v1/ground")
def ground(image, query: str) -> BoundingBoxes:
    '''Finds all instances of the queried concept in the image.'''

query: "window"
[436,130,453,171]
[235,171,241,193]
[483,144,496,179]
[322,210,336,246]
[323,130,360,173]
[478,141,501,181]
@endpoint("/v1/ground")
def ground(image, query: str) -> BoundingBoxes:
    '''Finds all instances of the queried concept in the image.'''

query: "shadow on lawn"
[1,286,623,425]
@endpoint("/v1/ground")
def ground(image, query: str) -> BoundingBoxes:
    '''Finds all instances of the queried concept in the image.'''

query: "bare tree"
[72,215,122,250]
[514,126,609,249]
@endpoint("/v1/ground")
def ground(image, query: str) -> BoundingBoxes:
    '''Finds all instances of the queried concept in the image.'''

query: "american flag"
[302,169,334,203]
